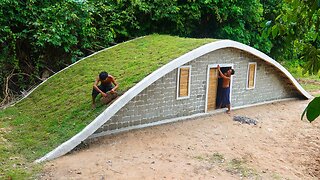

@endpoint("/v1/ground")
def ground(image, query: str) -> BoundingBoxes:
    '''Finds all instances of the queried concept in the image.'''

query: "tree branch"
[1,72,43,107]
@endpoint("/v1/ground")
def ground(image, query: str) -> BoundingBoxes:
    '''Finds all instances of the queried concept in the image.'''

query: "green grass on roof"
[0,34,215,178]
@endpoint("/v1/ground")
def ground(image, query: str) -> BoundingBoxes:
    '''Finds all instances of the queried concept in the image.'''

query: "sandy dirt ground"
[40,99,320,180]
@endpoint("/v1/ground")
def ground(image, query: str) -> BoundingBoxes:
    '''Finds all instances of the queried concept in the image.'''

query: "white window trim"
[176,65,192,100]
[205,64,234,113]
[246,62,257,90]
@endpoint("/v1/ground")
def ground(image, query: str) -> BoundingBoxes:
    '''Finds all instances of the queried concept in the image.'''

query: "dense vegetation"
[2,0,318,104]
[266,0,320,74]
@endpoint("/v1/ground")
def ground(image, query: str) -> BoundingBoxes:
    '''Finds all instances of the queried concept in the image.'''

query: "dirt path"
[40,99,320,179]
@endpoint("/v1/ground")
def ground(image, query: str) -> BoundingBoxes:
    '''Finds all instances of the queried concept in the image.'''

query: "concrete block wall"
[231,50,300,107]
[94,47,300,134]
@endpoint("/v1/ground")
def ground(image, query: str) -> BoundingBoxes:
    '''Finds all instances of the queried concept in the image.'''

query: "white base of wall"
[87,97,299,140]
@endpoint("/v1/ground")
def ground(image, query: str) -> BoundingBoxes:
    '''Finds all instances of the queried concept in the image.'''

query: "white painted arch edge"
[36,39,312,163]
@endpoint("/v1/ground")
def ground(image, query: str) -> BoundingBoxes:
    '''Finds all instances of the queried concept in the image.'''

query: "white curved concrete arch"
[36,40,312,163]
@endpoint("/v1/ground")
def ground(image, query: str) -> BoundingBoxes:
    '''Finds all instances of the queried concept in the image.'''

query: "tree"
[267,0,320,74]
[0,0,96,105]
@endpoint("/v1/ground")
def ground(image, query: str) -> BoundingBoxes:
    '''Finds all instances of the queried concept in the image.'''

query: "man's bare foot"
[92,103,96,109]
[226,110,231,114]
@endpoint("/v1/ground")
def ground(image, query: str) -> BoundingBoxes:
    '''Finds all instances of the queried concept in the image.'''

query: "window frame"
[246,62,257,90]
[176,65,192,100]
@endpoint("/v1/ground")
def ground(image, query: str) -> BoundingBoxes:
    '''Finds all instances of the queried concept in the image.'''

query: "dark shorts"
[92,84,113,97]
[218,87,230,107]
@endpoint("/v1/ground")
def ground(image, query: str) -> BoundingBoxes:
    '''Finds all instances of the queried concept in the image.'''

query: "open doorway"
[205,64,233,112]
[216,66,232,109]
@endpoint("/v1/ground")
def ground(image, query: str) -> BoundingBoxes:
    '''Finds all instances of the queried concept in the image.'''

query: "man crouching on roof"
[92,71,119,109]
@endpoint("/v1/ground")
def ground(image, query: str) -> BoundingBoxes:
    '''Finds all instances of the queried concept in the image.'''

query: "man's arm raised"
[217,65,230,79]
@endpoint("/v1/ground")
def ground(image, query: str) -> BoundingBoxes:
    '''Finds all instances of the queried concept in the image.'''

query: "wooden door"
[207,68,218,111]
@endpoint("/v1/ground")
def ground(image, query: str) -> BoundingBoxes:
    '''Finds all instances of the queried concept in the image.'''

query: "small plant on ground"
[194,152,225,164]
[271,173,283,180]
[209,152,225,164]
[194,155,205,161]
[194,153,260,178]
[226,158,259,178]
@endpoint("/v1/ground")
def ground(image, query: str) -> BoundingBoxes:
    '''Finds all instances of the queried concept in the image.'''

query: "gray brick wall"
[94,48,300,133]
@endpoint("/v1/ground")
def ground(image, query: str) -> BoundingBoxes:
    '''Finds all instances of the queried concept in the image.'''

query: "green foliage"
[0,0,275,101]
[301,97,320,122]
[266,0,320,74]
[194,153,259,178]
[90,0,139,43]
[208,0,271,53]
[33,1,95,55]
[227,158,258,177]
[301,43,320,75]
[132,0,272,52]
[281,61,320,94]
[0,0,98,104]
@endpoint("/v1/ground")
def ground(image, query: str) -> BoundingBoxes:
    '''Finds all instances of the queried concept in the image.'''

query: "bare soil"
[40,99,320,180]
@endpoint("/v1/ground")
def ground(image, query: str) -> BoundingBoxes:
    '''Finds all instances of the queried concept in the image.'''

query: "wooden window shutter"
[247,63,256,89]
[178,67,190,98]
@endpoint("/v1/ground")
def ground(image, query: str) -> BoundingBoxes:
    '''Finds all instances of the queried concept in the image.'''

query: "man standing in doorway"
[217,65,235,114]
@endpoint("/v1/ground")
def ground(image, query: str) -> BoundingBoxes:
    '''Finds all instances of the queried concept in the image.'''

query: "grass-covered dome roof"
[0,34,215,162]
